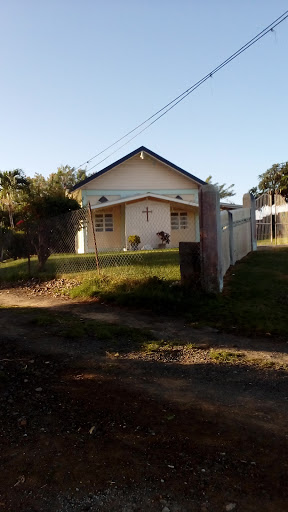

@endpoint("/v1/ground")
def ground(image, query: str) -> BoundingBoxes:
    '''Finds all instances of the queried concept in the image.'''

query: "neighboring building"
[71,146,207,253]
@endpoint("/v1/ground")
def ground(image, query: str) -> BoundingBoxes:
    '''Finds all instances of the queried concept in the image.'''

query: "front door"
[125,199,170,249]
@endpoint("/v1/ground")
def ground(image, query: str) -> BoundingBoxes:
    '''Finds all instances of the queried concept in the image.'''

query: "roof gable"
[72,146,206,191]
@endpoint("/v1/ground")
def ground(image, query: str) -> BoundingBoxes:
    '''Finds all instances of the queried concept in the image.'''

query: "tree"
[0,165,85,266]
[22,195,81,271]
[205,176,236,200]
[0,207,9,261]
[26,165,87,201]
[251,162,288,199]
[46,165,87,195]
[0,169,28,228]
[248,186,260,198]
[15,164,87,270]
[29,173,48,196]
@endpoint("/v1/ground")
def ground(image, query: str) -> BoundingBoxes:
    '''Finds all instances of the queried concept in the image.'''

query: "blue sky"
[1,1,287,203]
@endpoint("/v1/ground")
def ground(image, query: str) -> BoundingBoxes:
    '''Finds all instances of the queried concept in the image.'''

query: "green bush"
[0,229,29,260]
[128,235,141,250]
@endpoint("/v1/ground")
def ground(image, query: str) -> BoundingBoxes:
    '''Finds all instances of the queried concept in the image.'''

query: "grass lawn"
[1,248,288,336]
[257,237,288,246]
[0,249,180,282]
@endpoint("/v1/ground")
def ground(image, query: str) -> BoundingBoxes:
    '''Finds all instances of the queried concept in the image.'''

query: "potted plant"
[157,231,170,249]
[128,234,141,251]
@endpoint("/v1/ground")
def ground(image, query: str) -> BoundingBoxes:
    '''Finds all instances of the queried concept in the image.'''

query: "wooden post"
[88,202,100,275]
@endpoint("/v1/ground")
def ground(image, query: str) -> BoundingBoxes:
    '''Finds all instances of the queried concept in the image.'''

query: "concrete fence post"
[228,210,235,265]
[199,184,223,293]
[243,192,257,251]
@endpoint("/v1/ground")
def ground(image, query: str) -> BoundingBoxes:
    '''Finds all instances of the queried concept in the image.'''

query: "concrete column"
[243,192,257,251]
[199,184,223,293]
[228,210,235,265]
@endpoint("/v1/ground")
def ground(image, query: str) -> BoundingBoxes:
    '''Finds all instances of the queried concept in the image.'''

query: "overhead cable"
[75,10,288,173]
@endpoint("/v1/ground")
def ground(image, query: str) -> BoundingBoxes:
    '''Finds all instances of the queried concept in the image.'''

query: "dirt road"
[0,288,287,511]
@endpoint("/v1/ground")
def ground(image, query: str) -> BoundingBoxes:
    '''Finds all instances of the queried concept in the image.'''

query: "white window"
[95,213,113,232]
[171,211,188,230]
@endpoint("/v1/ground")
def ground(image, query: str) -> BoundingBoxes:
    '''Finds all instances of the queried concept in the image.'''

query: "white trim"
[89,192,199,210]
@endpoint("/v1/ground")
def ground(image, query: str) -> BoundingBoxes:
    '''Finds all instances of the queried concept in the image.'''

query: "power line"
[76,9,288,174]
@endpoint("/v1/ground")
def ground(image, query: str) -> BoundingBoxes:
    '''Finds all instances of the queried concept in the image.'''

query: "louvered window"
[171,212,188,230]
[95,213,113,232]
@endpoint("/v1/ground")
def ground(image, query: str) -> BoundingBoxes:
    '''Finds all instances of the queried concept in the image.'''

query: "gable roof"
[71,146,206,191]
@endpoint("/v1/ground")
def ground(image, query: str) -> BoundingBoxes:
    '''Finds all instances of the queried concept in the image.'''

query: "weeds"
[184,343,197,350]
[210,350,245,363]
[142,342,163,352]
[141,340,197,352]
[248,358,288,371]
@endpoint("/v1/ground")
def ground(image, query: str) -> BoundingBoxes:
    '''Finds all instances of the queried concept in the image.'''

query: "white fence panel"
[231,207,252,263]
[220,207,253,279]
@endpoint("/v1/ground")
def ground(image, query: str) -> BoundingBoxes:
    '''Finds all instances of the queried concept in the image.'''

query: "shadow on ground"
[0,303,288,511]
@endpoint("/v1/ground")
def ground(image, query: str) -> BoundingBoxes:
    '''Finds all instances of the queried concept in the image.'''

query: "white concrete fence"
[180,185,257,293]
[220,204,256,276]
[201,185,256,292]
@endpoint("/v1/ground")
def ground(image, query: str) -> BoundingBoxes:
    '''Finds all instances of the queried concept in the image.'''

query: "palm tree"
[0,169,28,228]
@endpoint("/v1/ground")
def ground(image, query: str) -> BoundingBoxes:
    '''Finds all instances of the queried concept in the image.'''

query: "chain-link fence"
[0,199,200,281]
[256,193,288,245]
[35,200,199,280]
[44,207,144,277]
[255,193,273,244]
[275,193,288,244]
